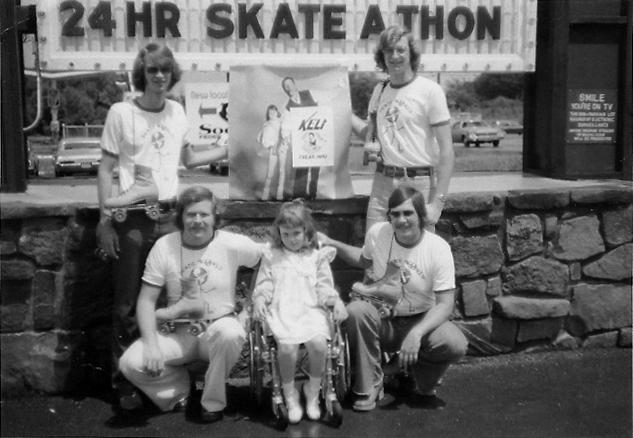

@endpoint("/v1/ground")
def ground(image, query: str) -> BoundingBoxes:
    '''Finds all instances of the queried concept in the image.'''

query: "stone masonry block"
[19,227,68,266]
[569,283,632,335]
[502,256,569,297]
[1,259,36,280]
[452,235,504,278]
[602,205,633,247]
[583,243,632,281]
[618,328,632,347]
[460,280,489,317]
[517,318,563,343]
[486,276,502,297]
[32,270,58,330]
[493,296,570,319]
[506,214,543,261]
[551,215,604,261]
[583,331,619,348]
[507,190,570,210]
[491,317,517,348]
[571,186,633,205]
[1,330,84,396]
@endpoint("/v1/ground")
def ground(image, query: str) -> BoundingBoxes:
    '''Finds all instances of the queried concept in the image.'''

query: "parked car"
[54,137,102,176]
[493,119,523,135]
[451,120,504,147]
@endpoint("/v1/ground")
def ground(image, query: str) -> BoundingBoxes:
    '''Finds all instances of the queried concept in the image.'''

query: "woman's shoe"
[303,381,322,421]
[282,383,303,424]
[352,382,384,412]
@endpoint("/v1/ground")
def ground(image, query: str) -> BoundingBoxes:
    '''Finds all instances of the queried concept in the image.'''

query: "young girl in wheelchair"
[252,200,348,424]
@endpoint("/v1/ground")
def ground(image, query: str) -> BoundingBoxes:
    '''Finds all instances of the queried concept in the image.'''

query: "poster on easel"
[228,65,353,200]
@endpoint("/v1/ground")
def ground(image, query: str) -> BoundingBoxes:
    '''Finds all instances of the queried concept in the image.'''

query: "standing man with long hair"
[96,42,225,411]
[363,25,454,231]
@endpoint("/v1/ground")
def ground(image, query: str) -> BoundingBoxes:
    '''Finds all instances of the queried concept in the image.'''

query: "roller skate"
[106,165,160,222]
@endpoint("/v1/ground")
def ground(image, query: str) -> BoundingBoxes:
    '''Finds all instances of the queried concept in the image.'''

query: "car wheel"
[463,137,471,148]
[492,140,500,147]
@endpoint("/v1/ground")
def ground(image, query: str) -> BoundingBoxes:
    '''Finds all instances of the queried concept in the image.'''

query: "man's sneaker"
[352,382,384,412]
[119,388,143,411]
[201,409,224,423]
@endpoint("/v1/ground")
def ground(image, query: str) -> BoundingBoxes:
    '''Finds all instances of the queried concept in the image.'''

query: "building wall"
[1,187,631,396]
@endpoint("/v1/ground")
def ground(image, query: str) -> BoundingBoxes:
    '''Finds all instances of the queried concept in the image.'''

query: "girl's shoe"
[352,382,384,412]
[303,381,322,421]
[282,383,303,424]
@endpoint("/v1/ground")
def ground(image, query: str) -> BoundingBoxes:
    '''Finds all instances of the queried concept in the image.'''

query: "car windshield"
[63,142,100,150]
[465,121,484,127]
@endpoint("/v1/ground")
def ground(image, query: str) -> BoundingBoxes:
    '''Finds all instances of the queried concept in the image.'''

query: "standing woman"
[364,25,454,231]
[96,42,225,410]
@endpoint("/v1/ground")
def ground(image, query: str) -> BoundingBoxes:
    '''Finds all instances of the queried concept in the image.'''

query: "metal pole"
[1,0,27,192]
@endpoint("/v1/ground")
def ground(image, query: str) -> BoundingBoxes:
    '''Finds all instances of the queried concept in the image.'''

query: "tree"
[472,73,524,100]
[349,71,381,119]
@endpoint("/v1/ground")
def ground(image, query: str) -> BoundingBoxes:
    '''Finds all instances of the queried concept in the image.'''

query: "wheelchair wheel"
[328,400,343,428]
[273,402,289,431]
[335,333,351,401]
[248,328,264,407]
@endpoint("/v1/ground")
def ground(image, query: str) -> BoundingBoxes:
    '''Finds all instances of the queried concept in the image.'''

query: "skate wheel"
[112,208,127,223]
[158,321,172,334]
[274,403,289,431]
[145,205,160,220]
[188,321,205,336]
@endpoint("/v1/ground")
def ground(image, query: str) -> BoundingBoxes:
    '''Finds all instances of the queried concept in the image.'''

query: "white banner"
[228,65,353,200]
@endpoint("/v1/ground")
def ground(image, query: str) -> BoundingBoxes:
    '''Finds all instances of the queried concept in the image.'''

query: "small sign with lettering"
[289,107,334,168]
[566,89,617,143]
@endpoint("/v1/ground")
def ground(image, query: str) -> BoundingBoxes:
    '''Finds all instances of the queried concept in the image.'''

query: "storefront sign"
[29,0,537,72]
[566,89,617,143]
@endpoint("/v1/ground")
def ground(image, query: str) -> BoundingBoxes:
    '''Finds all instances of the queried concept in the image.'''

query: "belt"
[376,162,434,178]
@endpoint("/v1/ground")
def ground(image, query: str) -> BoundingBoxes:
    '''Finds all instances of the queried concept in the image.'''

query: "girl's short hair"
[175,186,218,230]
[132,42,182,92]
[265,104,280,121]
[374,25,421,73]
[270,200,318,250]
[387,186,427,228]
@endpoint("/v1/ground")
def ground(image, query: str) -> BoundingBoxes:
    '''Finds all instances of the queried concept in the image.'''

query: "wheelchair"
[248,304,351,429]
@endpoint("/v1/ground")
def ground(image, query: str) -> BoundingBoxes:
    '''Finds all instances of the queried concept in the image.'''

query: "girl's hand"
[332,299,349,322]
[252,299,269,321]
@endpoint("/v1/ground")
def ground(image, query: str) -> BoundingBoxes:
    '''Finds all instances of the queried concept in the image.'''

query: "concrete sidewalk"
[1,172,630,208]
[1,348,631,438]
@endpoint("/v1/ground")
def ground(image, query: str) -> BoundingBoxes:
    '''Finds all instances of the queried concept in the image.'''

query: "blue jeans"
[346,300,468,396]
[111,210,177,391]
[366,172,435,231]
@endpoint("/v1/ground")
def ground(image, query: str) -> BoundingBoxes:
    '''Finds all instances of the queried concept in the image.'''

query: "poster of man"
[229,65,353,200]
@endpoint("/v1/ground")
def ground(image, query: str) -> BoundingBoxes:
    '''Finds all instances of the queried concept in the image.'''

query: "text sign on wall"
[184,82,229,146]
[566,89,618,144]
[30,0,537,72]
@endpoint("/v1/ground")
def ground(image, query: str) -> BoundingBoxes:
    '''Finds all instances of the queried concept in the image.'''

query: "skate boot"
[105,165,158,208]
[351,260,405,302]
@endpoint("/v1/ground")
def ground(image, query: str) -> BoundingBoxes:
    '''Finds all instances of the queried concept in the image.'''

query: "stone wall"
[1,185,631,396]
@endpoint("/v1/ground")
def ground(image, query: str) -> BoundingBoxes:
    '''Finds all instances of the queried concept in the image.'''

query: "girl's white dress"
[253,246,338,344]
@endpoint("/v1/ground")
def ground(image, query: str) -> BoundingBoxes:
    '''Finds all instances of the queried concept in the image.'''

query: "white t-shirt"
[101,99,190,200]
[368,76,450,168]
[362,222,455,315]
[142,230,263,320]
